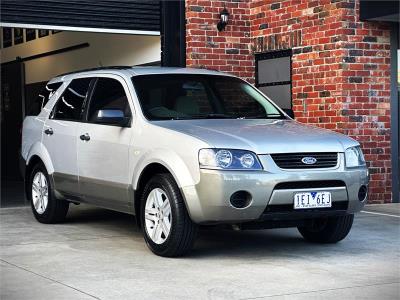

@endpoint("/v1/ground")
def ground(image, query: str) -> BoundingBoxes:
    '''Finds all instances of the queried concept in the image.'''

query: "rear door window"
[27,82,63,116]
[52,78,92,121]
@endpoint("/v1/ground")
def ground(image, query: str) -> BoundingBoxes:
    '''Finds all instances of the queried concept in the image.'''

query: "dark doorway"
[1,61,25,181]
[1,61,27,207]
[25,81,48,114]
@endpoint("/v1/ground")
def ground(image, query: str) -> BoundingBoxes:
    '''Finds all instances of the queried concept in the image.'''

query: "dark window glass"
[2,27,12,48]
[26,29,36,41]
[132,74,284,120]
[38,29,49,38]
[256,50,292,109]
[52,78,92,121]
[14,28,24,45]
[27,82,63,116]
[87,78,131,123]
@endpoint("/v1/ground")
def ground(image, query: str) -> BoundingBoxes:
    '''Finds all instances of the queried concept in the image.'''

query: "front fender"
[26,142,55,174]
[132,148,200,190]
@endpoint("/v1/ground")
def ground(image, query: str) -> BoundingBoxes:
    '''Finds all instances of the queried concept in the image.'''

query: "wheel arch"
[133,160,195,228]
[134,163,175,226]
[26,142,54,175]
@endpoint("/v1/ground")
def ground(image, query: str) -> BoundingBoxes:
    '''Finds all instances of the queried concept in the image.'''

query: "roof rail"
[56,66,133,77]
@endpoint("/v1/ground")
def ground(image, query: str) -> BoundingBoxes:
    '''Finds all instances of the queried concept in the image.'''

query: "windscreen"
[132,74,285,120]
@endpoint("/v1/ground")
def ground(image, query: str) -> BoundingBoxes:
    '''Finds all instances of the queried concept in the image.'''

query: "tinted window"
[52,78,92,121]
[87,78,131,123]
[27,82,62,116]
[132,74,284,120]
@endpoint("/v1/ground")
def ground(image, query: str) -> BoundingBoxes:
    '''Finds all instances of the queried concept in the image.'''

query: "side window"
[87,78,131,123]
[52,78,92,121]
[27,82,63,116]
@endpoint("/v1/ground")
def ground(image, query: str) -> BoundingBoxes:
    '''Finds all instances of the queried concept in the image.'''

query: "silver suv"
[22,67,369,257]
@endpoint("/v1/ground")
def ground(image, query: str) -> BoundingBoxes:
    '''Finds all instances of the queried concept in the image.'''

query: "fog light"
[230,191,252,208]
[358,185,368,202]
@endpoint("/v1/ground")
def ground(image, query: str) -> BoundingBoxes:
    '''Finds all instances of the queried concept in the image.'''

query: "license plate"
[294,191,332,209]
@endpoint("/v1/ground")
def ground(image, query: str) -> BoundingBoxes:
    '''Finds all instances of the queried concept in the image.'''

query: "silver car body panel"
[21,67,369,224]
[151,119,359,154]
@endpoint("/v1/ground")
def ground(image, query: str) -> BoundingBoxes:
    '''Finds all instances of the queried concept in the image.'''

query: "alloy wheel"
[31,171,49,214]
[144,188,172,244]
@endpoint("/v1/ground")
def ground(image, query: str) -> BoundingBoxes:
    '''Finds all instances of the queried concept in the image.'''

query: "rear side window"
[86,78,131,122]
[52,78,92,121]
[27,82,62,116]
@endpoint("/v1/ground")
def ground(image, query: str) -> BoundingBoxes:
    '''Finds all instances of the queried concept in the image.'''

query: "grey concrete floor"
[0,203,399,300]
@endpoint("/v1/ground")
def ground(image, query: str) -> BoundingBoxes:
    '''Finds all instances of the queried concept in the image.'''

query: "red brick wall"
[186,0,392,203]
[186,0,254,82]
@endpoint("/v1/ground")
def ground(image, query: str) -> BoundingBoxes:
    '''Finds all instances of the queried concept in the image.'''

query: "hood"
[152,119,358,154]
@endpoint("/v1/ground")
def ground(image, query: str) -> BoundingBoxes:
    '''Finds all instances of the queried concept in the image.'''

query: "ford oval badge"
[301,157,317,165]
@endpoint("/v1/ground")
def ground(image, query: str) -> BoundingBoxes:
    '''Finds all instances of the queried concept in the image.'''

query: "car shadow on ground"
[64,205,371,259]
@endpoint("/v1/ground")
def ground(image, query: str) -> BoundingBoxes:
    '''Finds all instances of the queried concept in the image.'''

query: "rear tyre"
[28,162,69,223]
[140,174,198,257]
[298,214,354,243]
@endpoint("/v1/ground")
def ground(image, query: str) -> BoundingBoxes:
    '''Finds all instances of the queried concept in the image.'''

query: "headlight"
[199,149,263,170]
[345,146,366,168]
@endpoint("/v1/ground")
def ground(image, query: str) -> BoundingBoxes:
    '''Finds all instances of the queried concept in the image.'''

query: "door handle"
[80,133,90,141]
[44,128,53,135]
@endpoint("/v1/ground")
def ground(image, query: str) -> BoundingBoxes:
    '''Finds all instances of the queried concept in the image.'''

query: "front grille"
[264,201,348,213]
[274,180,346,190]
[271,152,338,169]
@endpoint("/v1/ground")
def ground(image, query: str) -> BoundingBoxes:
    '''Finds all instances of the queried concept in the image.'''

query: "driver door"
[77,76,133,212]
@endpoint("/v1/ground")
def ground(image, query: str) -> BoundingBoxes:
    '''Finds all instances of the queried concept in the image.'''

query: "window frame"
[82,75,133,127]
[50,77,95,122]
[255,49,293,110]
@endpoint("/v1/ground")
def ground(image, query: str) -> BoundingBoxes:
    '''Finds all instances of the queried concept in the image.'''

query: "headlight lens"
[199,149,263,170]
[215,149,233,168]
[345,146,366,168]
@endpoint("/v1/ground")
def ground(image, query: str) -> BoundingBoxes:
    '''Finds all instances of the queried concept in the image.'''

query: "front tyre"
[141,174,198,257]
[28,162,69,223]
[298,214,354,243]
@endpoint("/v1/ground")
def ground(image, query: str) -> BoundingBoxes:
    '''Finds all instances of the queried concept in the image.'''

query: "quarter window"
[87,78,131,123]
[52,78,92,121]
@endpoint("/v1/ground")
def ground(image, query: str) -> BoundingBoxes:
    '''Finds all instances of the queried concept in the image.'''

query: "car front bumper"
[181,154,369,224]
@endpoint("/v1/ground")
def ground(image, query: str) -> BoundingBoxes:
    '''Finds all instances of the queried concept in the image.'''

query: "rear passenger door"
[43,77,93,199]
[77,76,133,212]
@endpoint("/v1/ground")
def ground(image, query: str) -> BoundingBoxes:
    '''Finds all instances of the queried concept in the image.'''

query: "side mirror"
[94,109,130,127]
[283,108,295,119]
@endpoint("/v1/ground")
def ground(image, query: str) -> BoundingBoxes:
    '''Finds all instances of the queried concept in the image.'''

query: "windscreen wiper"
[236,114,286,119]
[190,113,235,119]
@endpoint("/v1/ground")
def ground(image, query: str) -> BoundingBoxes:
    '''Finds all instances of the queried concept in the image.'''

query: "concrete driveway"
[1,203,399,300]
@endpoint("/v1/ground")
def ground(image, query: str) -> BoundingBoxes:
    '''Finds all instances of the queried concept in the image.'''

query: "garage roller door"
[0,0,160,34]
